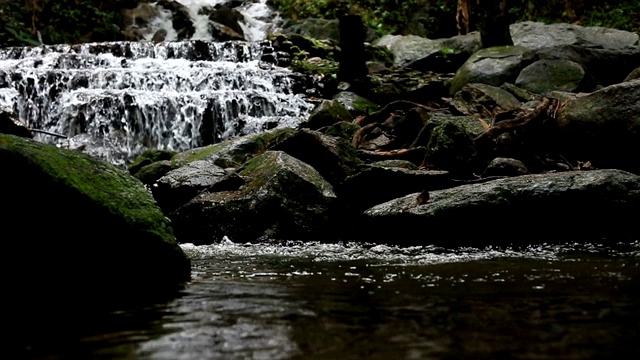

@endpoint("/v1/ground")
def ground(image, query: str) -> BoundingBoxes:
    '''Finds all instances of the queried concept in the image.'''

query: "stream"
[17,240,640,359]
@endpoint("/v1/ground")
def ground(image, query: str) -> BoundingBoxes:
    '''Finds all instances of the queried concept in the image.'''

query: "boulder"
[515,59,592,94]
[339,163,450,213]
[0,134,191,306]
[156,0,195,40]
[332,91,379,117]
[482,157,529,177]
[451,83,521,118]
[172,127,295,169]
[170,151,336,244]
[152,159,244,213]
[510,21,640,51]
[272,128,362,186]
[200,4,245,39]
[450,46,534,95]
[548,79,640,173]
[301,99,352,130]
[360,169,640,246]
[532,45,640,88]
[625,67,640,82]
[374,33,481,68]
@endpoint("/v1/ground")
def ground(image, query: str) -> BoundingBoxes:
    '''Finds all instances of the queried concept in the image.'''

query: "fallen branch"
[355,100,435,127]
[30,128,67,138]
[352,123,377,148]
[358,147,426,164]
[473,97,553,143]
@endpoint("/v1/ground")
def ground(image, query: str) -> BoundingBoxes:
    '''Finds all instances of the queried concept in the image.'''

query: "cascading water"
[0,0,313,167]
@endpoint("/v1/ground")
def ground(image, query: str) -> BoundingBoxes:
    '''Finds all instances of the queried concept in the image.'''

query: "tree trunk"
[478,0,513,48]
[458,0,513,47]
[338,15,368,83]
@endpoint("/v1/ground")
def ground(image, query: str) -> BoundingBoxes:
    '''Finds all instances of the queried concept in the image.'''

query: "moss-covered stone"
[323,121,361,140]
[0,134,190,305]
[134,159,178,186]
[450,46,533,95]
[129,149,178,176]
[332,91,379,117]
[170,151,336,244]
[301,100,353,130]
[172,127,295,168]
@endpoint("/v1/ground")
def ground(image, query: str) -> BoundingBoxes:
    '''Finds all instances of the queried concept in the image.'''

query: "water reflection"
[17,241,640,359]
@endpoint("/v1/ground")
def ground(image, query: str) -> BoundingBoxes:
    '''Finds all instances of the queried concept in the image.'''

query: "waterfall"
[0,1,312,167]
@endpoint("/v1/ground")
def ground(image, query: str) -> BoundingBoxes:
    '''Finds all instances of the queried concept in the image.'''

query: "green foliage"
[0,0,124,47]
[272,0,640,37]
[40,0,124,44]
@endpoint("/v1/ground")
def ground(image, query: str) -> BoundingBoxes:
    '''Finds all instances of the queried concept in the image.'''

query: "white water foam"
[146,0,280,42]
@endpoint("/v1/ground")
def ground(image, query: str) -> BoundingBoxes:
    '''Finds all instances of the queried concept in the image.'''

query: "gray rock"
[280,18,340,43]
[340,165,450,212]
[271,128,363,186]
[482,157,529,177]
[153,160,243,213]
[550,79,640,173]
[516,59,591,94]
[170,151,336,244]
[451,83,521,118]
[450,46,534,95]
[374,33,481,68]
[301,99,353,130]
[511,21,639,50]
[173,127,295,168]
[332,91,379,117]
[624,67,640,82]
[360,169,640,246]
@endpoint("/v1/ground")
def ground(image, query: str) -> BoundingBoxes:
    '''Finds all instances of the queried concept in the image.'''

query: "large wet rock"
[170,150,336,244]
[359,169,640,246]
[152,159,244,213]
[450,46,533,95]
[301,99,353,130]
[510,21,640,50]
[172,127,295,169]
[271,128,363,186]
[451,83,521,118]
[548,79,640,173]
[0,134,191,305]
[339,162,450,213]
[515,59,592,94]
[374,33,481,68]
[532,45,640,88]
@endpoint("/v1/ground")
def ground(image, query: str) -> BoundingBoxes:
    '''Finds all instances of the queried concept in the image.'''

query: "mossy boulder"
[332,91,379,117]
[172,127,295,169]
[451,83,521,119]
[271,128,363,186]
[128,149,177,176]
[450,46,533,95]
[359,169,640,246]
[412,114,485,175]
[0,134,191,307]
[515,59,593,94]
[170,151,336,244]
[301,99,353,130]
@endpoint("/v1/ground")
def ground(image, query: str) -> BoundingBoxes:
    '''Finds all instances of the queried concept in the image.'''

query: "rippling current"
[18,240,640,359]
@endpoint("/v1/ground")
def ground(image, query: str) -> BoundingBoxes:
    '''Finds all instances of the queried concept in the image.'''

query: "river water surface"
[19,240,640,359]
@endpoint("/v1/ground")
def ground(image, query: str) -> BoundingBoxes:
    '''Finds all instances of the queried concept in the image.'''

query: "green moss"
[173,128,295,168]
[0,134,175,244]
[129,149,177,175]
